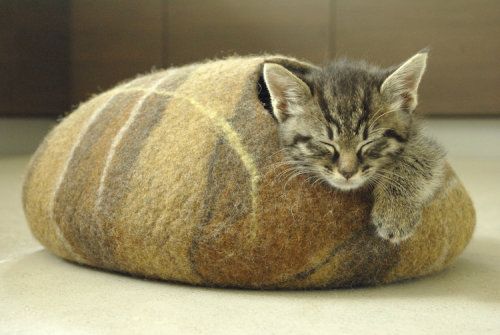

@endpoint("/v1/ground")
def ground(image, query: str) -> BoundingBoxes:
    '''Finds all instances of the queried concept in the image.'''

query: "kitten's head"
[262,51,428,190]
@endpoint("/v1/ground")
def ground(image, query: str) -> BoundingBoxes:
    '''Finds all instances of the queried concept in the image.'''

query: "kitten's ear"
[381,50,428,112]
[262,63,312,122]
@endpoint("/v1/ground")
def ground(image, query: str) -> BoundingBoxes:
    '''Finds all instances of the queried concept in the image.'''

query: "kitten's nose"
[339,167,357,180]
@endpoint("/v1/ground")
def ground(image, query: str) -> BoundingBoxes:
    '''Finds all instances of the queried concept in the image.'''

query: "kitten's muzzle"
[338,166,358,180]
[338,153,359,180]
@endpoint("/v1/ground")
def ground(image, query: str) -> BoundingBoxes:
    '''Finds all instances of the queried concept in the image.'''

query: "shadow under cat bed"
[22,54,475,289]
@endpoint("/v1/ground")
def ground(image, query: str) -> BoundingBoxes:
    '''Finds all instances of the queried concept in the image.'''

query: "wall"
[1,0,499,118]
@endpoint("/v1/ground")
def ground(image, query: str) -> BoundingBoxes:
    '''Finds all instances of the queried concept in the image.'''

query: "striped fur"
[22,56,475,288]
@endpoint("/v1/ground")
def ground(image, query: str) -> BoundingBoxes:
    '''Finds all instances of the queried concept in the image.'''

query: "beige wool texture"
[23,56,476,289]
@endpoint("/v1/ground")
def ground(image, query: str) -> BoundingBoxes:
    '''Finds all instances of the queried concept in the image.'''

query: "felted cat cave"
[23,56,475,289]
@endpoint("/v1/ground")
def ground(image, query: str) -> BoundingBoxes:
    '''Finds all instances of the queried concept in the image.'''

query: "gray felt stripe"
[328,236,400,288]
[189,137,223,282]
[270,229,366,288]
[281,225,399,289]
[189,64,264,284]
[94,67,196,268]
[248,215,400,289]
[189,135,253,284]
[52,91,143,265]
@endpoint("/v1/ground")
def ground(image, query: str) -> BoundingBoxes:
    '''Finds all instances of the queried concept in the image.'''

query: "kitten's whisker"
[373,176,393,198]
[379,180,409,198]
[374,172,405,190]
[277,160,311,167]
[276,166,307,179]
[266,160,311,171]
[377,168,410,183]
[366,178,378,191]
[284,169,312,188]
[277,164,314,181]
[269,164,307,177]
[311,176,325,187]
[276,170,295,182]
[304,175,317,184]
[266,148,289,159]
[372,172,409,196]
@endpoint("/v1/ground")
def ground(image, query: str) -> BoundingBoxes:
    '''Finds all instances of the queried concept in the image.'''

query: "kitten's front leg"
[371,139,445,243]
[371,189,422,244]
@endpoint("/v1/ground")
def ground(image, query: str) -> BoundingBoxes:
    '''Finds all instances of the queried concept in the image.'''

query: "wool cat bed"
[23,56,475,289]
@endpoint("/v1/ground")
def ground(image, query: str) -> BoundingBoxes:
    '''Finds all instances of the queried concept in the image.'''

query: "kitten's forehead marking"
[314,67,378,140]
[355,94,371,137]
[315,88,342,135]
[326,126,333,140]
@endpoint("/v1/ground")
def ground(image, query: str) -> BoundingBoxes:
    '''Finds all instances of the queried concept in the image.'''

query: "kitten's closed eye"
[357,139,376,152]
[319,141,336,152]
[383,129,407,142]
[356,138,381,160]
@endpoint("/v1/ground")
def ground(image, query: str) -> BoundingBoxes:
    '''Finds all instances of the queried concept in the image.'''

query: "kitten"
[262,50,446,244]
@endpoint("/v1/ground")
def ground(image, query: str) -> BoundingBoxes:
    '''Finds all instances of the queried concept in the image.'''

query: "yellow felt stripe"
[109,86,262,239]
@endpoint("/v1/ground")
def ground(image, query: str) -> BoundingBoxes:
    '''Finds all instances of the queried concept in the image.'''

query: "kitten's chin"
[327,178,365,191]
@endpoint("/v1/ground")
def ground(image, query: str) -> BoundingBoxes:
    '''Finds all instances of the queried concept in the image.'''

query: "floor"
[1,119,499,334]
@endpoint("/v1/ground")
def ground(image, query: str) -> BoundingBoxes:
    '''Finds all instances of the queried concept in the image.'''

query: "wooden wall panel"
[70,0,164,106]
[0,1,70,117]
[2,0,498,117]
[336,0,500,116]
[166,0,332,66]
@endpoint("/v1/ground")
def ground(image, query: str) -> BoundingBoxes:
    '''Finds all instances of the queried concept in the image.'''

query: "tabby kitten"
[262,50,446,243]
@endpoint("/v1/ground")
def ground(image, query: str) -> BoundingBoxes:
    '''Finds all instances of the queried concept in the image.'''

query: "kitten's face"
[263,52,427,191]
[277,92,408,191]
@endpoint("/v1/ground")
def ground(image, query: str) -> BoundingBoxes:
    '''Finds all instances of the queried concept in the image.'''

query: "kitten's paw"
[374,222,413,244]
[371,210,421,244]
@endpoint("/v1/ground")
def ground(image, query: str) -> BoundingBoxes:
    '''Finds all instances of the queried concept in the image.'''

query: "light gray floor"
[0,117,56,156]
[1,119,499,334]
